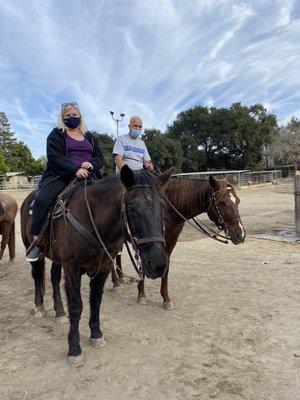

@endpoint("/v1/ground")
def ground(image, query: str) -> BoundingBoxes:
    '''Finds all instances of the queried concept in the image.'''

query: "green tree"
[267,118,300,170]
[0,111,17,165]
[91,131,115,176]
[167,103,277,171]
[0,149,9,174]
[143,129,183,172]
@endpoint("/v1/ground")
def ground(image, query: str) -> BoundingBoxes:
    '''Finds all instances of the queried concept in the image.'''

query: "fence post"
[295,169,300,238]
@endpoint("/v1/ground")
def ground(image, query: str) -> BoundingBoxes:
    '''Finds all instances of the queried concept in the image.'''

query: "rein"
[147,170,230,244]
[82,178,143,281]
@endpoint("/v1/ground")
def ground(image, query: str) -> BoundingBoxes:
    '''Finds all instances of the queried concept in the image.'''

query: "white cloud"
[0,0,299,157]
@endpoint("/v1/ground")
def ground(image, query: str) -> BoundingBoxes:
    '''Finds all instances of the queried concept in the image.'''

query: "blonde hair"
[57,104,88,133]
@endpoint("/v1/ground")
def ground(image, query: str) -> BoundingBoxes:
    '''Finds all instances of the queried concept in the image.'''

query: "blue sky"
[0,0,300,157]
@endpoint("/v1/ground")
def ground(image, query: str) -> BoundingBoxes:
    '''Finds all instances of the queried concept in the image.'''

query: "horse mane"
[165,178,210,211]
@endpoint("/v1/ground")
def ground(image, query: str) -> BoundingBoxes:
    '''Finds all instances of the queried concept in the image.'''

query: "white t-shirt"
[113,133,151,173]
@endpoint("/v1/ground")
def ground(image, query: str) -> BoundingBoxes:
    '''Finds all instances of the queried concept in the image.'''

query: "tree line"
[0,103,299,176]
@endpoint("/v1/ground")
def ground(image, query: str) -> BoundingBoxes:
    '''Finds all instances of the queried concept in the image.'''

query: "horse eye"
[219,201,226,206]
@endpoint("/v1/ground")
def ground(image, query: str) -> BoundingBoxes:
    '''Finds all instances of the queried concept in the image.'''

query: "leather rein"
[64,179,165,281]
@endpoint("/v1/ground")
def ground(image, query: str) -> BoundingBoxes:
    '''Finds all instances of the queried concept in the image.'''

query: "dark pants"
[30,177,70,236]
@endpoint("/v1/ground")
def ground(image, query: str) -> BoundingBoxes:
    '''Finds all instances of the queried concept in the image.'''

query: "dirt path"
[0,185,299,400]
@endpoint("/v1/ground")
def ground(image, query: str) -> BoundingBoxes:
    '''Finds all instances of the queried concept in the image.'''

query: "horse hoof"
[137,297,147,305]
[46,309,56,317]
[90,337,106,348]
[163,301,175,310]
[32,307,45,318]
[9,258,15,263]
[119,277,126,284]
[112,285,121,292]
[55,315,68,324]
[68,354,84,368]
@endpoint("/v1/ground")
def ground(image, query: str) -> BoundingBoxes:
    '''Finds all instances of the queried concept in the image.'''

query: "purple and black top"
[65,133,93,167]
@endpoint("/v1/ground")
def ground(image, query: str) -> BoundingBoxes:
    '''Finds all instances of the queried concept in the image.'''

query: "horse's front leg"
[89,268,110,348]
[137,279,147,304]
[50,263,65,319]
[116,253,125,283]
[64,268,83,367]
[111,263,120,288]
[160,263,174,310]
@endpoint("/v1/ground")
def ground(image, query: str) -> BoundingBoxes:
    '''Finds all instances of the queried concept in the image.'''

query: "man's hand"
[81,161,93,170]
[76,168,90,179]
[144,161,154,171]
[114,155,125,170]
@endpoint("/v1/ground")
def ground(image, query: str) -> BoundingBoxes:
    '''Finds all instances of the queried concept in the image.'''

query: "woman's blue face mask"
[129,129,142,139]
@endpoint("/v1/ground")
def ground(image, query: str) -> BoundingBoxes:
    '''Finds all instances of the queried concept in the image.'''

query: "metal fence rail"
[172,170,283,187]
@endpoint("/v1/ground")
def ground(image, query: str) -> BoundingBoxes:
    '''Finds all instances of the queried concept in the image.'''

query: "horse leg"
[50,262,65,318]
[160,264,174,310]
[89,270,110,348]
[0,222,10,261]
[137,280,147,305]
[111,264,120,288]
[116,253,125,283]
[31,259,46,317]
[65,270,84,366]
[8,221,15,262]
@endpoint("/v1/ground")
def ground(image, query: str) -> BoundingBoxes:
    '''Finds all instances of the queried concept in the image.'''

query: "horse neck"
[166,178,212,220]
[88,179,124,236]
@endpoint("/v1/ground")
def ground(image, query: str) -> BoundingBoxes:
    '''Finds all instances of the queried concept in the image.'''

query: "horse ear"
[226,175,236,186]
[209,175,219,191]
[156,168,173,188]
[120,165,135,188]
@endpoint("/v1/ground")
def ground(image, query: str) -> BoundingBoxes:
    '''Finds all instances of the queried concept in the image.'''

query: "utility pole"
[110,111,125,137]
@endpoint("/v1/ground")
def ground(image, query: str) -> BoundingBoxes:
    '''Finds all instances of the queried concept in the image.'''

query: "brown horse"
[111,175,246,309]
[20,166,171,366]
[0,192,17,262]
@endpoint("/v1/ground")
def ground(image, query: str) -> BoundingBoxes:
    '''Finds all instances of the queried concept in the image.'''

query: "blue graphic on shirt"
[124,145,145,154]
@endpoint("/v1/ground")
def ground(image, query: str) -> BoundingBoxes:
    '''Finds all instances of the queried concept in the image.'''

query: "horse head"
[207,175,246,245]
[120,166,172,279]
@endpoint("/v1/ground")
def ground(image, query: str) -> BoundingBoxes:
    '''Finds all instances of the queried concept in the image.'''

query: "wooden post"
[295,167,300,237]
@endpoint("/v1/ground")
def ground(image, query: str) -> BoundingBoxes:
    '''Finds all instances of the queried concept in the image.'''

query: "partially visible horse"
[21,166,172,366]
[112,175,246,309]
[0,192,17,262]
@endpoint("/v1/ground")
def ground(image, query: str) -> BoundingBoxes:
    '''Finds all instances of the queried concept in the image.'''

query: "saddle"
[29,178,95,254]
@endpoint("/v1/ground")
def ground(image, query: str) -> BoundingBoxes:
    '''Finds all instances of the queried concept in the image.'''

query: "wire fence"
[172,169,283,187]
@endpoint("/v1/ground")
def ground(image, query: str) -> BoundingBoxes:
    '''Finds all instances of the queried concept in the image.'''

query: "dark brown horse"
[21,166,171,366]
[0,192,17,262]
[111,175,246,309]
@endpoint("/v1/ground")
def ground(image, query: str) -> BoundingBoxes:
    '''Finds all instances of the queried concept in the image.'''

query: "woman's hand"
[76,168,90,179]
[81,161,93,170]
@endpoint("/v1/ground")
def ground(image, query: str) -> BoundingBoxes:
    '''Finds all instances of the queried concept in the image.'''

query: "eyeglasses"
[61,102,78,109]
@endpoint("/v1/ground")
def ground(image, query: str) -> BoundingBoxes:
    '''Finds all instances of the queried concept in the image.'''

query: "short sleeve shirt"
[113,133,151,173]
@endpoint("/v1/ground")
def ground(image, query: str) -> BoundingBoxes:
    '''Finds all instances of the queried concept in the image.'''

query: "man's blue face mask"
[129,129,142,139]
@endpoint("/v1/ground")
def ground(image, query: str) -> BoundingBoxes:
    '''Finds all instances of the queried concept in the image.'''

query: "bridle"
[121,184,166,279]
[207,188,241,232]
[122,184,166,247]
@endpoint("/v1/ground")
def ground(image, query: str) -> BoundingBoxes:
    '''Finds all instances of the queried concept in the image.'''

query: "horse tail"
[8,221,16,260]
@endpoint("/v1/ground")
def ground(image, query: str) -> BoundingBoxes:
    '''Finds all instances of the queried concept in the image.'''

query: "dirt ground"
[0,185,299,400]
